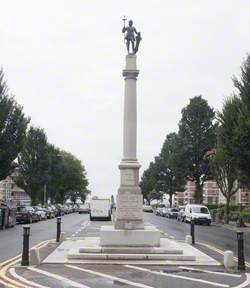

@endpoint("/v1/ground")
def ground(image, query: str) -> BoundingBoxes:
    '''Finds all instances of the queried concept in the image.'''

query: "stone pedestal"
[100,225,160,247]
[114,54,144,230]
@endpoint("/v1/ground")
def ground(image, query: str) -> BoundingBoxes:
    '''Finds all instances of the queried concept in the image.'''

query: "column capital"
[122,69,139,79]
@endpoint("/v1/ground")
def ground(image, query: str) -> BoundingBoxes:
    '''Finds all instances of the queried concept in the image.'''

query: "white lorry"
[90,198,111,221]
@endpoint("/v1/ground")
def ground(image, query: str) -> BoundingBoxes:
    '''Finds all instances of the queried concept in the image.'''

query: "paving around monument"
[0,18,250,288]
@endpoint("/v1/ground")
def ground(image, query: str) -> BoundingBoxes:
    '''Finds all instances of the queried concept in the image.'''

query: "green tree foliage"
[231,55,250,184]
[178,96,216,203]
[140,161,159,204]
[0,69,29,180]
[16,126,50,204]
[209,148,240,224]
[17,131,89,205]
[157,133,185,207]
[140,133,185,206]
[53,150,89,203]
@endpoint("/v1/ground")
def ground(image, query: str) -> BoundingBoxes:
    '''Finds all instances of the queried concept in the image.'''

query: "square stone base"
[100,225,161,247]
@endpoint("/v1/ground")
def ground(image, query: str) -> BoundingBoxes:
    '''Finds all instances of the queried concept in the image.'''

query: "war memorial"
[42,19,218,266]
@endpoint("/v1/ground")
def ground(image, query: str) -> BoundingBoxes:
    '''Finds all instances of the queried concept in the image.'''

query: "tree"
[209,148,240,223]
[178,96,216,203]
[0,69,29,180]
[139,161,159,204]
[16,126,50,204]
[56,151,89,203]
[231,55,250,185]
[158,133,185,207]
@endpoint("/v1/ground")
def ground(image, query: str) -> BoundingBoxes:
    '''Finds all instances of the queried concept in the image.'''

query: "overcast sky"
[1,1,250,198]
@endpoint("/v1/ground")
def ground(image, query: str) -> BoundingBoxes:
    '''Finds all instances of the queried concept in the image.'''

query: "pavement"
[0,212,250,288]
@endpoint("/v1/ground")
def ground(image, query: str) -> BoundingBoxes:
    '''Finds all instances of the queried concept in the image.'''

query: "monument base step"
[68,253,195,261]
[79,246,183,254]
[43,238,220,266]
[100,225,161,247]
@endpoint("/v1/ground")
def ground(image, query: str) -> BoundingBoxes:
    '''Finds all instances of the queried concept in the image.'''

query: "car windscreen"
[17,207,27,212]
[192,207,209,214]
[171,209,178,212]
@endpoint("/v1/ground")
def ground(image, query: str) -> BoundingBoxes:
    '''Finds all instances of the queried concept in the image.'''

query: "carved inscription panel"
[121,169,137,186]
[116,193,143,219]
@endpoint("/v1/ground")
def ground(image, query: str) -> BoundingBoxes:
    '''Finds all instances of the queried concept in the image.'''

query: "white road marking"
[27,266,90,288]
[232,273,250,288]
[66,264,154,288]
[9,268,49,288]
[179,266,241,278]
[125,265,229,288]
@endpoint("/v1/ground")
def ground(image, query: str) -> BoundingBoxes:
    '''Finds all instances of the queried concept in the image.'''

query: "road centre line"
[125,265,229,288]
[9,268,48,288]
[66,264,154,288]
[178,266,242,278]
[28,266,90,288]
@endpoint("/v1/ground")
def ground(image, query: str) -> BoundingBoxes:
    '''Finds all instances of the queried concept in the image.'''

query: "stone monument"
[64,19,199,263]
[100,18,160,246]
[115,19,143,230]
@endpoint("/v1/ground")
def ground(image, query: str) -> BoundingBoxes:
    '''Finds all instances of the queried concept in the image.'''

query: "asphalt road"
[0,212,89,262]
[1,212,250,288]
[143,212,250,263]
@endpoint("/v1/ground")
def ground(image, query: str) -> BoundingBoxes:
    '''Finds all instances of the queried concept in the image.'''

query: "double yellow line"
[197,242,250,268]
[0,239,52,288]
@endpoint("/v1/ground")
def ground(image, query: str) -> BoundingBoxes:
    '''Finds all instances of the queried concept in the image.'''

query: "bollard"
[185,235,192,245]
[21,225,30,266]
[60,231,66,242]
[30,248,41,265]
[56,217,61,242]
[237,231,245,271]
[190,219,195,245]
[224,250,235,269]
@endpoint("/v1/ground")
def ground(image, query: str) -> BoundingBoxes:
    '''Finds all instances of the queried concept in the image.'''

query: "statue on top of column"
[122,17,142,55]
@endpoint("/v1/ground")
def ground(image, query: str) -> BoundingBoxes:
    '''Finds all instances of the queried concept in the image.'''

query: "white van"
[184,204,211,225]
[90,198,111,221]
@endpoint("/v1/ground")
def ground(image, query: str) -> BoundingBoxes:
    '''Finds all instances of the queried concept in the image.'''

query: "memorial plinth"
[100,54,160,246]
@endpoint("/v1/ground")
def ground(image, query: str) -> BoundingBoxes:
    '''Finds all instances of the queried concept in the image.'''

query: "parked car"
[177,206,186,222]
[78,203,90,214]
[45,206,55,219]
[155,208,162,216]
[50,205,59,217]
[184,204,211,225]
[55,204,65,216]
[16,206,40,224]
[33,206,47,220]
[161,208,169,217]
[143,205,153,213]
[167,208,179,219]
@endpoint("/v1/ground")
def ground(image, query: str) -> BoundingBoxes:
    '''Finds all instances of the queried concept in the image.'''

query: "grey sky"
[1,1,250,198]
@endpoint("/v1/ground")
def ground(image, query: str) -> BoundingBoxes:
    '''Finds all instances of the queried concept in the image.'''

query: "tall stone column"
[115,54,144,230]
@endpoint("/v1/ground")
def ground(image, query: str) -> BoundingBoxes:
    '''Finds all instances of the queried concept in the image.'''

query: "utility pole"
[44,184,47,206]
